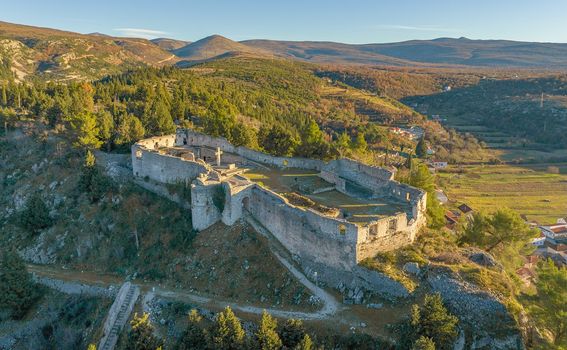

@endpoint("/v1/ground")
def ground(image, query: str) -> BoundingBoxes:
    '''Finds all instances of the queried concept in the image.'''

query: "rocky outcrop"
[427,268,523,350]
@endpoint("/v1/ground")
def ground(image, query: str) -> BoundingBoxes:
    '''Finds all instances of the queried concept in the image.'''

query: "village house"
[533,219,567,266]
[444,203,474,230]
[430,160,448,169]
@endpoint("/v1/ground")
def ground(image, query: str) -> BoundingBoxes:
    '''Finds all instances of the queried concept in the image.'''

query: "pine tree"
[416,137,428,158]
[178,309,207,350]
[295,334,313,350]
[1,84,7,107]
[413,336,436,350]
[0,251,41,319]
[256,310,282,350]
[96,110,115,151]
[128,313,163,350]
[529,259,567,346]
[19,193,52,233]
[67,111,103,149]
[352,133,368,153]
[335,132,351,156]
[280,319,306,349]
[79,150,112,203]
[410,294,458,349]
[209,306,246,350]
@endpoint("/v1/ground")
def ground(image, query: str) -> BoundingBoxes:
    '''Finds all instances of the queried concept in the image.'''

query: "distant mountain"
[88,32,111,37]
[2,20,567,83]
[173,34,270,61]
[243,37,567,69]
[0,21,176,80]
[151,37,190,51]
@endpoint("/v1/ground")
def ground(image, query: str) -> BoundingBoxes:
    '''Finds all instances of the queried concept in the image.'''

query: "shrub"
[0,251,42,319]
[19,193,52,233]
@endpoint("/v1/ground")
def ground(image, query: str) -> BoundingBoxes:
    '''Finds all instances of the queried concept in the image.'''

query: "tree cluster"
[0,251,42,319]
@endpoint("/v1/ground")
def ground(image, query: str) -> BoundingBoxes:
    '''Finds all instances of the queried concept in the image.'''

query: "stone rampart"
[247,185,360,271]
[132,129,428,296]
[132,135,209,184]
[178,129,324,170]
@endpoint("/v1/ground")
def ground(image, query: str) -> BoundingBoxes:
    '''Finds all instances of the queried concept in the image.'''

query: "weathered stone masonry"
[132,129,427,293]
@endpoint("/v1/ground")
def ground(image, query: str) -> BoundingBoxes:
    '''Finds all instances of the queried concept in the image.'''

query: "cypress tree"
[416,137,428,158]
[1,84,7,107]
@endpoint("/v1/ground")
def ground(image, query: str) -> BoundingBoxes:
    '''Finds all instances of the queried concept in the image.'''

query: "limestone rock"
[403,262,420,275]
[468,250,501,270]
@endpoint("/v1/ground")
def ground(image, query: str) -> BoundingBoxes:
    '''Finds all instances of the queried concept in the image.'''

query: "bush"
[0,251,42,319]
[19,193,52,233]
[408,293,458,350]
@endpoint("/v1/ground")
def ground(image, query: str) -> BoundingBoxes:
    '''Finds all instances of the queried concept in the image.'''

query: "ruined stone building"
[132,129,427,295]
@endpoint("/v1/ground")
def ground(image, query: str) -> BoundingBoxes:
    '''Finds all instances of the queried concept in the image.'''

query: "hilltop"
[173,34,270,61]
[150,37,190,51]
[0,21,176,80]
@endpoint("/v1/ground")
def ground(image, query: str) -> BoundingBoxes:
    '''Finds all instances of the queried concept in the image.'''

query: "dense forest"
[0,55,489,166]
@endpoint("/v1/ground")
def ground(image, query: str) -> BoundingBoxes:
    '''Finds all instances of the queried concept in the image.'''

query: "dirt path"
[28,261,340,321]
[156,54,176,64]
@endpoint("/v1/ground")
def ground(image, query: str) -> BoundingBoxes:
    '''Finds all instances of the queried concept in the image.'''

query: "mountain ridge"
[1,20,567,83]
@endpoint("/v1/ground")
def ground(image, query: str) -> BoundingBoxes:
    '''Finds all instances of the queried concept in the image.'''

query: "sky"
[1,0,566,44]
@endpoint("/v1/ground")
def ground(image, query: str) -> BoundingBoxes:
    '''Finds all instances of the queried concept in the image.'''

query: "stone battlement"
[132,129,427,276]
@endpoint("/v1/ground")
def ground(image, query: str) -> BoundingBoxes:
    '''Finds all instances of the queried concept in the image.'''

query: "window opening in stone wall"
[369,224,378,236]
[339,224,347,235]
[389,219,397,231]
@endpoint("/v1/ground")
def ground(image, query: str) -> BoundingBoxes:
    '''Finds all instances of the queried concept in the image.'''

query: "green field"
[438,163,567,224]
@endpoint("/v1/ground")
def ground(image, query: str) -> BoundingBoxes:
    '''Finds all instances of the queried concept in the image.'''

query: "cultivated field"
[438,163,567,224]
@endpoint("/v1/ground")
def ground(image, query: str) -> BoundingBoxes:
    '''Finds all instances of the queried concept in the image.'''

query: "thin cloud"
[377,24,457,32]
[113,28,168,39]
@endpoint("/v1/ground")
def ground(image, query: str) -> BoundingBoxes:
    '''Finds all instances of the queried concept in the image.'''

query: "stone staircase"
[98,282,140,350]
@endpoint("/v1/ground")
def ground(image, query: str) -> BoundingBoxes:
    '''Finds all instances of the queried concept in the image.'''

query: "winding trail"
[27,215,341,321]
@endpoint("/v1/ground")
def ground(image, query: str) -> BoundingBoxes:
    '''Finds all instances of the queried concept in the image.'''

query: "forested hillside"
[404,76,567,150]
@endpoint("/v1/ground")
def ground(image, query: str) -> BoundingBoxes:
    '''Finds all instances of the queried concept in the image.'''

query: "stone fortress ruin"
[132,129,427,295]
